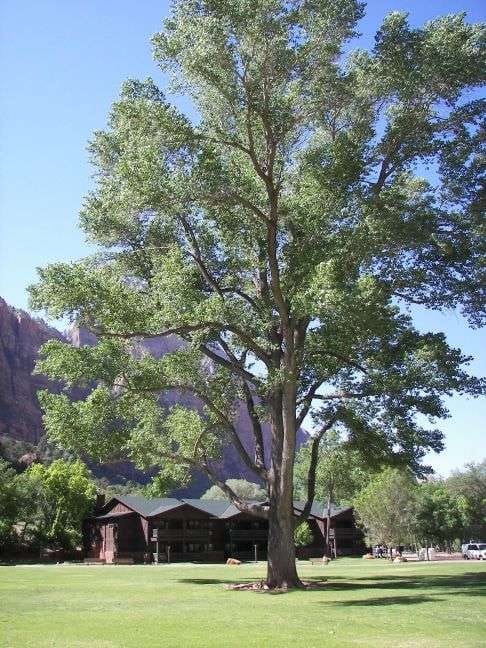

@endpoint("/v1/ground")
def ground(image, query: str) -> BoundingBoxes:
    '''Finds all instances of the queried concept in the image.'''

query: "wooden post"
[182,520,186,560]
[254,543,258,563]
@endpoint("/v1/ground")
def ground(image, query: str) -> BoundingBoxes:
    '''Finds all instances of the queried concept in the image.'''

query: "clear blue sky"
[0,1,484,475]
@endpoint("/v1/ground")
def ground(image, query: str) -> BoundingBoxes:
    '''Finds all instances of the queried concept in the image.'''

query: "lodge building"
[83,495,365,563]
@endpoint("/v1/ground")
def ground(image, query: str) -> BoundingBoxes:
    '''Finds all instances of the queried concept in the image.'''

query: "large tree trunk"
[266,497,301,588]
[265,383,303,589]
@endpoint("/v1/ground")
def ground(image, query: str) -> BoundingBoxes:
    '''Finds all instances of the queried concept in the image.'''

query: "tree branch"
[200,458,268,518]
[298,413,338,520]
[195,390,267,480]
[310,392,370,401]
[241,382,266,470]
[158,448,267,517]
[214,335,266,471]
[296,381,324,429]
[180,217,226,300]
[199,343,264,388]
[124,378,266,480]
[226,190,269,223]
[372,140,402,194]
[220,287,261,312]
[321,351,369,375]
[91,319,271,366]
[90,322,224,340]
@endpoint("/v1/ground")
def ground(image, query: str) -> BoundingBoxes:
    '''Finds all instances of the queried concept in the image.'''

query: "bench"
[113,557,135,565]
[309,557,330,565]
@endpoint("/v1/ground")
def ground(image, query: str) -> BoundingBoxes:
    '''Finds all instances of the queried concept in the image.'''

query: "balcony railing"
[152,528,212,541]
[330,528,362,539]
[156,550,224,562]
[228,530,268,542]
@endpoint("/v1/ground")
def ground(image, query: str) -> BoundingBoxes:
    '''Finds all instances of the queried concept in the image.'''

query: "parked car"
[462,543,486,560]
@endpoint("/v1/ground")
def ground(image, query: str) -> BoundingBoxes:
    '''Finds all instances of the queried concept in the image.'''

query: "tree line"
[293,435,486,554]
[0,449,484,556]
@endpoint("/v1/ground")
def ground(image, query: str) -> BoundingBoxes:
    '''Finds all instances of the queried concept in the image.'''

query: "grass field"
[1,559,485,647]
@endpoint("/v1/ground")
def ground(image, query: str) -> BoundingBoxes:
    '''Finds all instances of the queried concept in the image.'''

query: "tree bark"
[265,388,303,589]
[266,499,301,588]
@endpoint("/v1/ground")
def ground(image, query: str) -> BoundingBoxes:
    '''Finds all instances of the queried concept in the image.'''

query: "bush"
[294,521,313,547]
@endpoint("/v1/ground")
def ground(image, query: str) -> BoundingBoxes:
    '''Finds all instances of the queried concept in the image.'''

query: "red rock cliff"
[0,297,66,442]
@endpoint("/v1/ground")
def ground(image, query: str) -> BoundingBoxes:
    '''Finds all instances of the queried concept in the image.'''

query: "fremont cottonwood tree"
[30,1,484,588]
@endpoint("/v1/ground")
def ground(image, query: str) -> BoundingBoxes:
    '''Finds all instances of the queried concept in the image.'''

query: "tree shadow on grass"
[177,570,486,600]
[178,577,256,585]
[326,594,439,606]
[305,571,486,593]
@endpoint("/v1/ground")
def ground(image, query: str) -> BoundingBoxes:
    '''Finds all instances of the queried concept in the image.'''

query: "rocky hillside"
[0,296,307,494]
[0,297,66,442]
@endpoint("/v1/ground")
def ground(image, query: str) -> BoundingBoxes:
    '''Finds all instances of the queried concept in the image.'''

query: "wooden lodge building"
[83,495,364,563]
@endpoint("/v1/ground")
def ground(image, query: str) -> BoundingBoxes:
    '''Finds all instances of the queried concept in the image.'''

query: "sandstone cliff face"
[0,296,307,494]
[0,297,65,442]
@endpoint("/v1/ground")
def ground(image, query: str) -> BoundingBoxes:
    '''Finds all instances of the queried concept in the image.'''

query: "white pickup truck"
[462,543,486,560]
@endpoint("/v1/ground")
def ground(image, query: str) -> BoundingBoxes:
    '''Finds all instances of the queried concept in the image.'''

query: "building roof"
[95,510,136,520]
[182,499,235,517]
[293,502,352,519]
[113,495,182,517]
[96,495,352,521]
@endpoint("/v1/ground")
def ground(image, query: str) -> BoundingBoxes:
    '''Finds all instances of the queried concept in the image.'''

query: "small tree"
[20,459,97,549]
[202,479,266,501]
[29,2,485,588]
[446,460,486,537]
[414,481,468,551]
[295,431,367,555]
[353,468,417,554]
[294,521,313,548]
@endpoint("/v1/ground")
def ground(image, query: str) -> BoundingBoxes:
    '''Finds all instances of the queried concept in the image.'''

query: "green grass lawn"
[1,559,485,648]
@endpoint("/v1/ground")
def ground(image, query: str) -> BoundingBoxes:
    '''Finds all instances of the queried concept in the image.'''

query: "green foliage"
[293,521,314,548]
[0,459,28,548]
[294,431,370,505]
[353,467,418,547]
[144,465,192,497]
[0,437,36,470]
[445,459,486,530]
[28,1,485,540]
[19,459,97,549]
[201,479,266,501]
[414,481,468,546]
[95,478,147,499]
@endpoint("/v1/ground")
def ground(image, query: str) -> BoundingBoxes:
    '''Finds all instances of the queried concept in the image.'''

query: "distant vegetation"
[201,479,267,502]
[0,458,95,552]
[353,462,486,551]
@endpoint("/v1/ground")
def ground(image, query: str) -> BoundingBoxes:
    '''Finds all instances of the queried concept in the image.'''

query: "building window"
[187,520,211,529]
[185,542,215,553]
